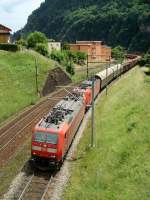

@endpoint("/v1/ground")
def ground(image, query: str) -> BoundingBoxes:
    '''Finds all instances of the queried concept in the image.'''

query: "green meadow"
[64,66,150,200]
[0,50,54,124]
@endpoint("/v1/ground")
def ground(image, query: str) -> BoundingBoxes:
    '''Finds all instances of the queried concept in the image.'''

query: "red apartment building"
[70,41,111,62]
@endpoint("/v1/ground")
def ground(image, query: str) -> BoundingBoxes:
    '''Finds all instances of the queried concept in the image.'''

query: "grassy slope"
[0,50,54,124]
[64,66,150,200]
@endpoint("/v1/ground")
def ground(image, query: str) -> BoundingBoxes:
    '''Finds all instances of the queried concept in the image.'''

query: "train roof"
[95,67,113,80]
[95,64,122,80]
[109,64,122,72]
[38,92,84,131]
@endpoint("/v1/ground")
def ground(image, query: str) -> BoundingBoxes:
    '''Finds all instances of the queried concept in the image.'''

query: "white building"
[48,41,61,52]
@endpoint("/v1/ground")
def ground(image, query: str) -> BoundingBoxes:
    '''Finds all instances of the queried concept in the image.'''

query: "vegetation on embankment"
[64,66,150,200]
[72,65,106,83]
[0,50,54,124]
[0,48,99,125]
[139,50,150,67]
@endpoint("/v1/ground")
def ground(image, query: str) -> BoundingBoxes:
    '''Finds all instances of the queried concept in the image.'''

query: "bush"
[27,31,47,48]
[112,45,126,63]
[16,38,27,47]
[62,41,70,50]
[75,51,87,65]
[65,61,75,76]
[65,50,86,65]
[0,43,19,52]
[35,43,48,56]
[50,50,67,63]
[139,53,150,67]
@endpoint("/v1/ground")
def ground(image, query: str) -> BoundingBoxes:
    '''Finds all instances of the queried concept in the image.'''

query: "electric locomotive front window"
[81,83,88,89]
[34,132,45,142]
[34,132,58,144]
[46,133,58,145]
[81,82,92,89]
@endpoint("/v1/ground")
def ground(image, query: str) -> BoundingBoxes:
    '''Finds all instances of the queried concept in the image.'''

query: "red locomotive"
[31,56,140,170]
[31,92,85,170]
[73,77,100,108]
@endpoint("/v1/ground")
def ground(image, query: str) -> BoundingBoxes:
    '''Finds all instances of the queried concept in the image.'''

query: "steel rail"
[18,174,34,200]
[0,101,51,143]
[0,89,67,139]
[41,176,53,200]
[0,87,71,136]
[0,99,49,139]
[0,105,50,152]
[0,90,70,152]
[17,172,51,200]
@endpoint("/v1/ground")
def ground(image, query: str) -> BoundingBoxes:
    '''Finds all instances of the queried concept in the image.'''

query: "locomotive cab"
[31,128,61,170]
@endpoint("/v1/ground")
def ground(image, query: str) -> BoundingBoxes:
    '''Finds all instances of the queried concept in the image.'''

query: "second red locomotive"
[73,77,100,108]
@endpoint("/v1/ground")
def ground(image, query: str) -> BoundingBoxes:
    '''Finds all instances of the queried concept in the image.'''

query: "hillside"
[15,0,150,52]
[64,66,150,200]
[0,50,54,124]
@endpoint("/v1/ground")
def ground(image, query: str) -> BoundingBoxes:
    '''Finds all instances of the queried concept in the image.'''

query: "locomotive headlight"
[32,146,42,151]
[51,155,56,158]
[47,148,57,153]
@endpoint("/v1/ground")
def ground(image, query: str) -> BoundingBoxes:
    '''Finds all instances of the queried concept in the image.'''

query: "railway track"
[0,87,75,166]
[17,170,55,200]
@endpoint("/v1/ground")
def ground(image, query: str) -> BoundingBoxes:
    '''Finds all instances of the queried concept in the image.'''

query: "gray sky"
[0,0,45,32]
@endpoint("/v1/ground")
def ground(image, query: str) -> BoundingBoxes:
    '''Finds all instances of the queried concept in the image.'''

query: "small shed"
[0,24,12,43]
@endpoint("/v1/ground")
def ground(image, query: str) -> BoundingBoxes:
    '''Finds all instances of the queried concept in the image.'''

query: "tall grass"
[64,67,150,200]
[0,50,54,124]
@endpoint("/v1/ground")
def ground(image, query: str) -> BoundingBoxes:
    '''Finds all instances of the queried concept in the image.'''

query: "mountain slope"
[16,0,150,52]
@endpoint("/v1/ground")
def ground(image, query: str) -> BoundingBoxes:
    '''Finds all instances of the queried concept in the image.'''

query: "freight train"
[30,56,140,170]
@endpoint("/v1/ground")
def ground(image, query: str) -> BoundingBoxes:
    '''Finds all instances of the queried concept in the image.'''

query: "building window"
[91,48,96,58]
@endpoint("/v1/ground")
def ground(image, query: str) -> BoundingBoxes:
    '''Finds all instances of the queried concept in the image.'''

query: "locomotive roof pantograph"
[38,92,84,130]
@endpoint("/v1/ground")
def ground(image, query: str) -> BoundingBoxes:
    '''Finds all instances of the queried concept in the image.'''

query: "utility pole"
[106,61,108,96]
[35,57,38,94]
[117,62,118,79]
[105,56,111,96]
[91,78,95,147]
[87,54,89,78]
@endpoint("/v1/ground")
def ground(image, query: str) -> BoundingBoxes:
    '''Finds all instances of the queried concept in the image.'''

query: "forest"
[15,0,150,52]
